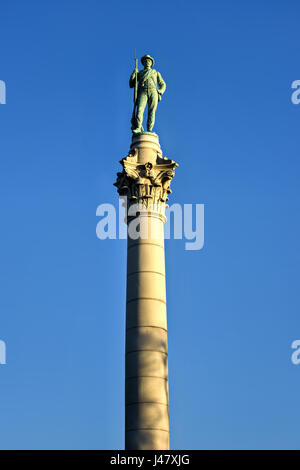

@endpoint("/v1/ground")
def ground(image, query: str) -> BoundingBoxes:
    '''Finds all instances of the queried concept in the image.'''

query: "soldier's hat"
[141,54,155,67]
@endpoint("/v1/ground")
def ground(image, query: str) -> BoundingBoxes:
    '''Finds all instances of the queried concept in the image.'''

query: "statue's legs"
[135,92,148,132]
[147,90,158,132]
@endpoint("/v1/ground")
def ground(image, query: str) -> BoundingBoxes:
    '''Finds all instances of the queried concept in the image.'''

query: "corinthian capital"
[114,153,178,211]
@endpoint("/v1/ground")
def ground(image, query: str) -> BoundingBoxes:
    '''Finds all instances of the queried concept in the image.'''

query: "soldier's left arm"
[156,71,166,95]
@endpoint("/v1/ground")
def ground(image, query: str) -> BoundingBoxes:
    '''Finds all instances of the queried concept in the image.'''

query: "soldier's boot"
[132,125,144,134]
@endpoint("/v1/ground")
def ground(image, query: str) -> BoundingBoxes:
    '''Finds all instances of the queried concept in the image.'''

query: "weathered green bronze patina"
[130,54,166,134]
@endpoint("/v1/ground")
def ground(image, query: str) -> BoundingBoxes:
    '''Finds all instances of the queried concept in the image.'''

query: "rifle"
[131,48,138,130]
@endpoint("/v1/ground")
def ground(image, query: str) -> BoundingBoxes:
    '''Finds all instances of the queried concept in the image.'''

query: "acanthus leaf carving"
[114,154,178,212]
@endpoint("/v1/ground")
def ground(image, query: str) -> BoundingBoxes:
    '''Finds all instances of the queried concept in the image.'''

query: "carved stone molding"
[114,152,178,219]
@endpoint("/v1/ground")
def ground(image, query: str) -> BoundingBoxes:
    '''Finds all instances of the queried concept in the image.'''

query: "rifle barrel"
[134,58,138,104]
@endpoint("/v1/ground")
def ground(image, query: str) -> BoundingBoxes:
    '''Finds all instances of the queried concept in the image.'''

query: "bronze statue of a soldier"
[130,54,166,134]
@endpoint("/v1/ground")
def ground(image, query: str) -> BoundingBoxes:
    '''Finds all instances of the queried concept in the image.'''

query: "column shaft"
[125,214,169,450]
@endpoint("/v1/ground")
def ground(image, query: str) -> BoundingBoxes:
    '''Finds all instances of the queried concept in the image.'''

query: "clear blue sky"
[0,0,299,450]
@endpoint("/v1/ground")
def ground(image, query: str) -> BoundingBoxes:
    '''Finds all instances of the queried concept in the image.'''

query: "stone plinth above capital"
[130,133,163,164]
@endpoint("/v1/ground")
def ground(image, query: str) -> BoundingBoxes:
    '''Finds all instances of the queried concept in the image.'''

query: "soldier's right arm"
[129,69,138,88]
